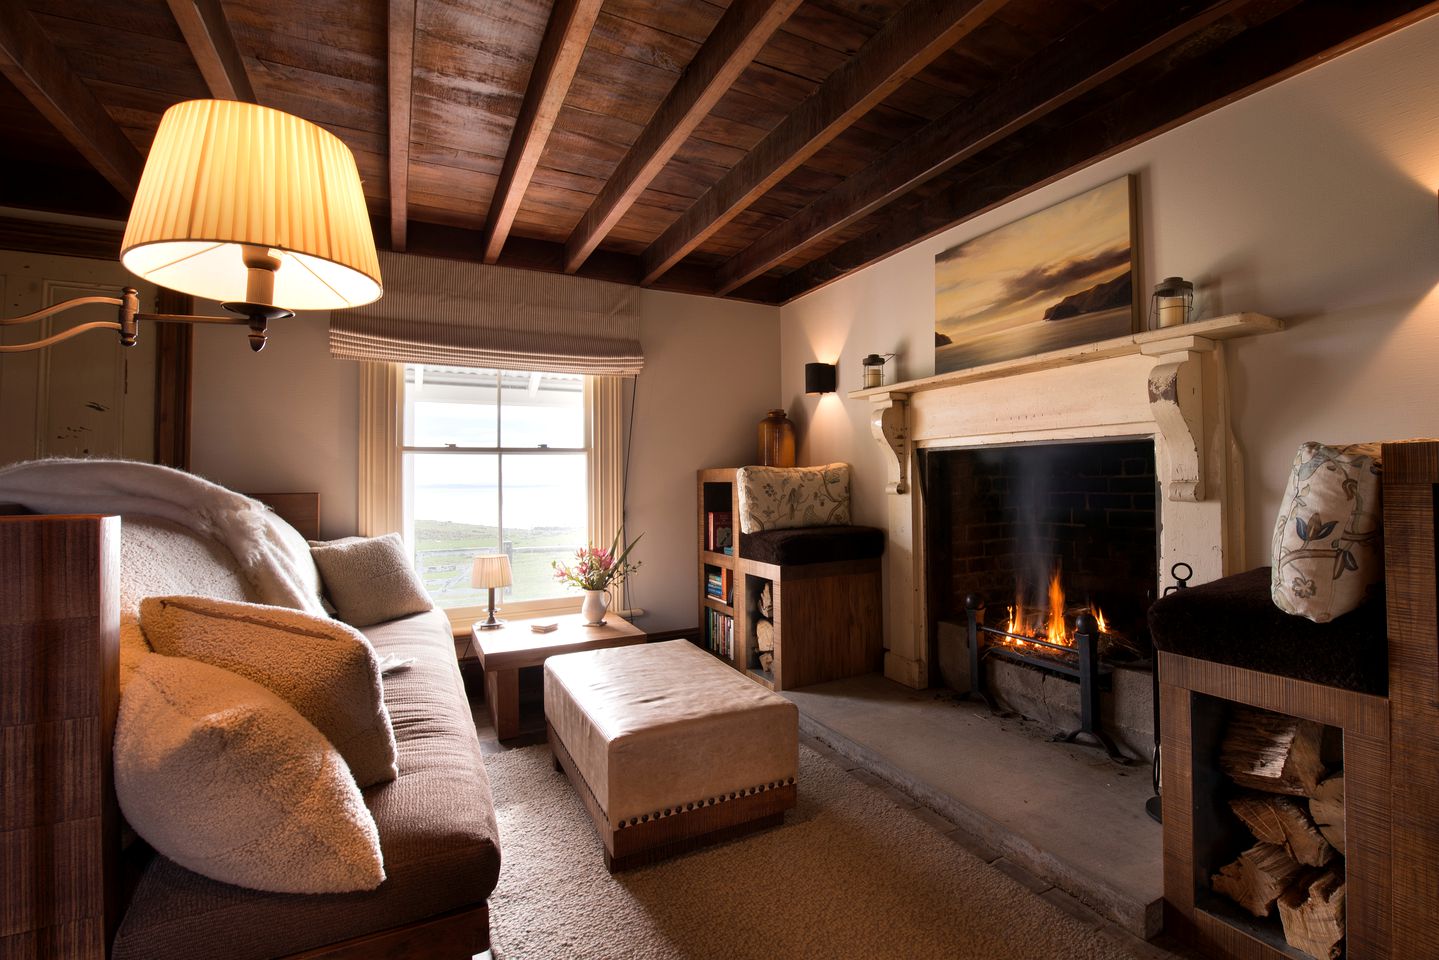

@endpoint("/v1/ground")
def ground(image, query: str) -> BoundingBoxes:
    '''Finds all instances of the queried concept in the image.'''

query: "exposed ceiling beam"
[0,3,143,196]
[388,0,417,252]
[713,0,1254,295]
[482,0,604,264]
[771,0,1439,305]
[638,0,1010,286]
[165,0,256,102]
[561,0,805,274]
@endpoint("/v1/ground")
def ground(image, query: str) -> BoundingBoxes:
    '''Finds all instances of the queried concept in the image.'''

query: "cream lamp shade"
[120,99,382,312]
[471,555,513,590]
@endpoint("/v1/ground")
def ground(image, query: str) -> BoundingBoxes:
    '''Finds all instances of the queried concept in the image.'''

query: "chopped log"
[1220,706,1327,796]
[759,581,773,619]
[1211,842,1303,918]
[1308,774,1345,856]
[758,651,774,672]
[1278,868,1345,960]
[755,617,775,652]
[1229,793,1335,867]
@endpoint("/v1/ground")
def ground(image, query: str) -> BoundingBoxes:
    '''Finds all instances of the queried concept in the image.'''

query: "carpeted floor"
[484,744,1147,960]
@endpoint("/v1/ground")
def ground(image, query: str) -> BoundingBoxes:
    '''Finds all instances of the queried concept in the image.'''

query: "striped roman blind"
[329,251,644,375]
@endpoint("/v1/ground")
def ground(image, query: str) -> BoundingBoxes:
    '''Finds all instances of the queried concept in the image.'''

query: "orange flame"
[1092,605,1107,634]
[1046,569,1068,645]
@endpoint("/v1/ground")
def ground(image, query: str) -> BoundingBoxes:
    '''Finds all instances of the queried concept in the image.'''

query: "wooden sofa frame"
[0,497,491,960]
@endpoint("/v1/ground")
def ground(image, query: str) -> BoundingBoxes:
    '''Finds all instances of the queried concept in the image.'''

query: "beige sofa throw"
[141,596,399,787]
[115,655,385,894]
[737,463,852,535]
[1271,441,1383,623]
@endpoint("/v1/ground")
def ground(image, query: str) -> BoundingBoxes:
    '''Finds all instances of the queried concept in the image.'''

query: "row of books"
[704,566,733,604]
[704,511,734,554]
[705,608,735,660]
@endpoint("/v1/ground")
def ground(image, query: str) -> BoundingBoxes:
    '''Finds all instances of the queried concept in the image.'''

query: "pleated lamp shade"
[121,99,382,311]
[471,554,513,589]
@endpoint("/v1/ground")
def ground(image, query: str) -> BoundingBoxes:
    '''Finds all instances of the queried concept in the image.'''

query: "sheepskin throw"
[141,596,398,786]
[115,654,385,894]
[1271,442,1384,623]
[737,463,852,534]
[309,533,434,627]
[0,458,326,615]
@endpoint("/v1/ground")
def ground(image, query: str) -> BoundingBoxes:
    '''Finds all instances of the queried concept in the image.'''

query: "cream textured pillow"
[115,654,385,894]
[737,463,852,534]
[140,595,398,787]
[309,533,433,628]
[1271,441,1383,623]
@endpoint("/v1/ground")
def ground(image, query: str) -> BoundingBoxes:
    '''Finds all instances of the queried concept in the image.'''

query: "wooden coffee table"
[473,612,646,740]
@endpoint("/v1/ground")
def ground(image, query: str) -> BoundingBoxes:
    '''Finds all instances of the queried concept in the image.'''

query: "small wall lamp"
[0,99,382,354]
[805,361,837,395]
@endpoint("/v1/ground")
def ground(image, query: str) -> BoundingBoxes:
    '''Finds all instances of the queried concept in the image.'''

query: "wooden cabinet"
[696,468,882,691]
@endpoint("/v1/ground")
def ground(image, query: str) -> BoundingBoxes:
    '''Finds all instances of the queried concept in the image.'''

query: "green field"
[414,519,583,608]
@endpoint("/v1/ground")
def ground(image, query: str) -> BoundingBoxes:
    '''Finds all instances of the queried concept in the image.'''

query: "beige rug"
[484,744,1141,960]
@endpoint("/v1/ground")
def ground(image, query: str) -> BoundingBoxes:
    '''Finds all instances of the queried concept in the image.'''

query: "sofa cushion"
[140,596,398,787]
[740,525,885,566]
[1149,567,1387,695]
[310,533,434,627]
[115,654,385,894]
[736,463,851,534]
[111,608,501,960]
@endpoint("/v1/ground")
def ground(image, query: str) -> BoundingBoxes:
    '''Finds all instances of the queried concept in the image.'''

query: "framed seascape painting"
[934,176,1139,374]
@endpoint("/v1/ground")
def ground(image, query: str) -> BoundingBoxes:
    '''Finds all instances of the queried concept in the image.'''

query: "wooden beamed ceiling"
[0,0,1436,304]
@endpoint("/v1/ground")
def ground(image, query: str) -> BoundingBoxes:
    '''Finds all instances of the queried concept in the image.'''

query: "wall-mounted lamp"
[0,99,382,354]
[804,361,837,395]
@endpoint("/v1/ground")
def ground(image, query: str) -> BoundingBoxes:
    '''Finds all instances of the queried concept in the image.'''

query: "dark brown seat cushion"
[111,609,500,960]
[739,525,885,566]
[1148,567,1386,696]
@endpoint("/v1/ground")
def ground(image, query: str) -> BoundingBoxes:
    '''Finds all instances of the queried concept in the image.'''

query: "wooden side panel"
[0,514,119,960]
[1382,439,1439,957]
[246,492,320,540]
[774,559,883,690]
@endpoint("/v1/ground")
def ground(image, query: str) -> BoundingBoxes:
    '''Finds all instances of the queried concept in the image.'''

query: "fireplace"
[923,440,1160,759]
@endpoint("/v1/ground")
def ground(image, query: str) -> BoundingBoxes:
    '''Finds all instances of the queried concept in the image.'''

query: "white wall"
[188,283,780,630]
[781,15,1439,569]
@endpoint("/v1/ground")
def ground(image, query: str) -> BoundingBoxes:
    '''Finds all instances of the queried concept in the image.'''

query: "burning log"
[1220,706,1327,797]
[1278,868,1345,960]
[1229,793,1335,867]
[755,618,775,652]
[1212,842,1303,917]
[1308,774,1345,857]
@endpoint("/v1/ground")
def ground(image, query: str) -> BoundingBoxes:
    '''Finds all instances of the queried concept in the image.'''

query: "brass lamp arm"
[0,295,124,325]
[0,320,125,353]
[0,287,280,353]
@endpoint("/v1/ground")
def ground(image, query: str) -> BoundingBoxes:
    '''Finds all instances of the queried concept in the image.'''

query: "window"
[401,365,588,617]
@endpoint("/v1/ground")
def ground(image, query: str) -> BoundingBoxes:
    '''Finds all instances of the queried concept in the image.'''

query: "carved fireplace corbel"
[868,391,910,495]
[1142,337,1214,502]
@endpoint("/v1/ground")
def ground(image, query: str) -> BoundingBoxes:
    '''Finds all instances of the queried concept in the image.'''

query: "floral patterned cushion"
[1271,442,1383,623]
[736,463,852,534]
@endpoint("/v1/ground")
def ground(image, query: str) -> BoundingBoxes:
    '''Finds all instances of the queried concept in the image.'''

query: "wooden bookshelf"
[697,468,742,667]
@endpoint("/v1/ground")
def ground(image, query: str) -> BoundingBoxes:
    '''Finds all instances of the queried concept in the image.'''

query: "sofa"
[0,474,500,960]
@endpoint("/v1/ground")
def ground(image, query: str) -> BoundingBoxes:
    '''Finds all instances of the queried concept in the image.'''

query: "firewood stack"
[754,580,774,673]
[1210,706,1346,959]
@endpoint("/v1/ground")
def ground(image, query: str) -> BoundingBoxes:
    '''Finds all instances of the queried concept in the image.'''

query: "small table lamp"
[471,554,513,630]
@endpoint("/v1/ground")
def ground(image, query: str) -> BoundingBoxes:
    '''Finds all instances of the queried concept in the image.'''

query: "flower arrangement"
[552,530,643,592]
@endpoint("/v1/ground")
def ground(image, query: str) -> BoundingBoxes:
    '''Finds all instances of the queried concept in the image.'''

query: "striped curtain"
[329,251,644,375]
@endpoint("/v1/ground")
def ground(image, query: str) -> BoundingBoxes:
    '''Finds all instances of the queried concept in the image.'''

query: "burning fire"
[1046,569,1067,645]
[1001,568,1109,649]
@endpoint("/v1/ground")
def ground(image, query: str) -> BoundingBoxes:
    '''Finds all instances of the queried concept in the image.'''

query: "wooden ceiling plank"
[0,3,143,196]
[164,0,257,101]
[481,0,605,264]
[388,0,417,251]
[712,0,1252,295]
[639,0,1011,286]
[562,0,805,272]
[772,0,1439,304]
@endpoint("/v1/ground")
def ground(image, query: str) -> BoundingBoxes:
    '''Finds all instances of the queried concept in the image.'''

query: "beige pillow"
[140,596,398,787]
[115,654,385,894]
[1271,441,1384,622]
[737,463,852,534]
[309,533,433,628]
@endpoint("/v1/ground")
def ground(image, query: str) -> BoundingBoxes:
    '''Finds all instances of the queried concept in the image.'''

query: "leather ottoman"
[543,640,798,871]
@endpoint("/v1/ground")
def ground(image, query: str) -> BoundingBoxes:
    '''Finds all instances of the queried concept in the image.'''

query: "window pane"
[404,365,497,448]
[504,453,587,602]
[408,452,500,608]
[499,370,584,449]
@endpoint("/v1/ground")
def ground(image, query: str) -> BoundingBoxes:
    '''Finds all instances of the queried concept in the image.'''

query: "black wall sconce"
[805,361,837,395]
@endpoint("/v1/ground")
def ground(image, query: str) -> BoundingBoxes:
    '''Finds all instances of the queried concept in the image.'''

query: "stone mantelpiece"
[853,313,1282,688]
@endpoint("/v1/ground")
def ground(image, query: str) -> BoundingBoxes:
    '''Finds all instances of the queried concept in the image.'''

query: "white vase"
[582,589,609,626]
